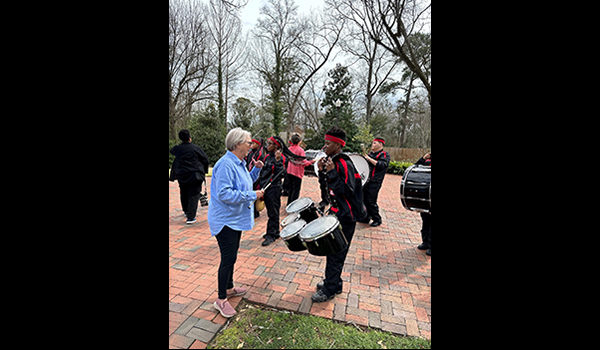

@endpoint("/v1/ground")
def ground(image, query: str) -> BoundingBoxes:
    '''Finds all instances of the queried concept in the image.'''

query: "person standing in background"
[361,137,390,227]
[286,133,316,205]
[415,152,431,256]
[169,129,209,224]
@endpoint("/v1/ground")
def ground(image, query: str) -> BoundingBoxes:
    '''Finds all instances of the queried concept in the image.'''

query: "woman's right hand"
[255,189,265,200]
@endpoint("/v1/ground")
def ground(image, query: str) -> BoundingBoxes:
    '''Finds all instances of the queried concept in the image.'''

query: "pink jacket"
[287,144,314,178]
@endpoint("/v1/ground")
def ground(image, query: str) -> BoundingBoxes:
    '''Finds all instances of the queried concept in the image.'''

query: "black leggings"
[215,225,242,299]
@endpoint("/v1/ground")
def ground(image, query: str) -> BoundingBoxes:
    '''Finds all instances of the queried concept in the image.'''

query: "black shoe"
[262,236,275,246]
[370,220,381,227]
[316,280,342,294]
[426,248,431,256]
[311,289,335,303]
[417,243,430,250]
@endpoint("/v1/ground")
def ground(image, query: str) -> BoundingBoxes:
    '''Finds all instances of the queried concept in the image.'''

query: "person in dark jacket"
[313,126,367,302]
[169,129,210,224]
[361,137,391,227]
[245,138,268,218]
[256,136,287,246]
[415,152,431,256]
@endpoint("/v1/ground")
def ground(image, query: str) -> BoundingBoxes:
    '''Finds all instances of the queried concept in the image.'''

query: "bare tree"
[169,0,216,139]
[284,10,344,138]
[251,0,306,134]
[206,0,247,124]
[326,0,431,105]
[338,16,400,124]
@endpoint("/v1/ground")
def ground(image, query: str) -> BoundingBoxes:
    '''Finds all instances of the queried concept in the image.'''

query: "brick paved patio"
[169,173,431,349]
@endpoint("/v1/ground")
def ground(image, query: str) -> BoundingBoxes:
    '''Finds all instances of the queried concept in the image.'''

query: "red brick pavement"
[169,173,431,348]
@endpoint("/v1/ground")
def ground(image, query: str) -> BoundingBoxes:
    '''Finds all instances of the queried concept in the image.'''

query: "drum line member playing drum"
[256,135,288,247]
[312,126,368,303]
[245,138,267,218]
[415,152,431,256]
[361,137,390,227]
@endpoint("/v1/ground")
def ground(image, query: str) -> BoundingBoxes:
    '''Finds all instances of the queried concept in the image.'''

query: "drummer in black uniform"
[313,126,367,302]
[257,136,288,247]
[415,152,431,256]
[361,137,390,227]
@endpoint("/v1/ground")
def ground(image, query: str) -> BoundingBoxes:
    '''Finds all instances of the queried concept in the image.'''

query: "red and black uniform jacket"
[415,157,431,166]
[245,145,267,171]
[318,153,368,223]
[255,151,287,189]
[367,149,391,184]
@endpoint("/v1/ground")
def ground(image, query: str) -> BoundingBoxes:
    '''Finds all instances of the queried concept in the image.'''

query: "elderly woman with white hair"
[208,127,265,318]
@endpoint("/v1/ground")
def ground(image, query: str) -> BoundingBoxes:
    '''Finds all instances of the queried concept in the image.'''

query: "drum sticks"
[248,167,287,209]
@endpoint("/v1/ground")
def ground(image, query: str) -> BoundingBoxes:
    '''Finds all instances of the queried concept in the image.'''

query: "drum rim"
[299,216,339,241]
[285,197,313,213]
[280,219,307,239]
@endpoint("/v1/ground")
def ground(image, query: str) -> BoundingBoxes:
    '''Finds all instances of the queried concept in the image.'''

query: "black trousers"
[322,221,356,297]
[215,225,242,299]
[363,181,382,223]
[420,212,431,248]
[263,185,281,239]
[179,180,202,220]
[287,174,302,205]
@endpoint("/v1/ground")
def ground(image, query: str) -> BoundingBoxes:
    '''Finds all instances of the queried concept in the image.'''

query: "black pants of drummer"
[322,221,356,297]
[420,212,431,248]
[215,225,242,299]
[263,185,281,240]
[363,181,383,223]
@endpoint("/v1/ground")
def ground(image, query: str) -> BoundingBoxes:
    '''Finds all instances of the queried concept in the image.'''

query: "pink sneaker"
[227,287,247,298]
[213,299,236,318]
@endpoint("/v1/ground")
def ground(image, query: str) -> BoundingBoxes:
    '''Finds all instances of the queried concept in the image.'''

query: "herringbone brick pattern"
[169,173,431,348]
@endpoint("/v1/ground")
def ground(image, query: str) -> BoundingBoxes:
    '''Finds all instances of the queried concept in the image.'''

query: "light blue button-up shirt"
[208,150,261,236]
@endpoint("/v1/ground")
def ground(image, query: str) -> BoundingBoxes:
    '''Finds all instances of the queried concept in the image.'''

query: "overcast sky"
[240,0,325,33]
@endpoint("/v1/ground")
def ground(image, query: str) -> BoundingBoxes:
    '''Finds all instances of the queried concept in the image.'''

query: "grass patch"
[208,300,430,349]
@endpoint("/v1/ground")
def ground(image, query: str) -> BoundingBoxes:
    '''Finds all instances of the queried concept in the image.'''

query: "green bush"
[387,160,413,175]
[169,138,178,169]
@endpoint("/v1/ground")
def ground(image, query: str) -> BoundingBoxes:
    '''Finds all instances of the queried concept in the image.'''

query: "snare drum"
[281,212,299,228]
[299,216,348,256]
[286,197,320,223]
[400,165,431,213]
[280,219,307,252]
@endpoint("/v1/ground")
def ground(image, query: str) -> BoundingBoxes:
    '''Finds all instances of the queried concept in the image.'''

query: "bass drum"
[348,154,369,186]
[299,215,348,256]
[400,165,431,213]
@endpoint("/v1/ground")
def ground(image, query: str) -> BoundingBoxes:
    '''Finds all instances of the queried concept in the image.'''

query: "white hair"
[225,127,251,151]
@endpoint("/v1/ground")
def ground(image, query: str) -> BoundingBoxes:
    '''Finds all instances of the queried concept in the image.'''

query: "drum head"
[281,212,299,227]
[280,219,307,240]
[313,151,327,175]
[286,197,313,213]
[300,215,339,241]
[348,154,369,186]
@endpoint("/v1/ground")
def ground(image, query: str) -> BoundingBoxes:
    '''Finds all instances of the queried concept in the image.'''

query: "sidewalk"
[169,174,431,349]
